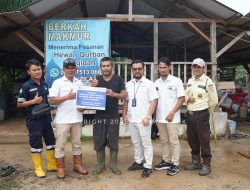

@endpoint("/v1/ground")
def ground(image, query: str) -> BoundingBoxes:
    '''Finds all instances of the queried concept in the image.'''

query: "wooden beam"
[188,22,211,43]
[153,22,158,81]
[1,15,44,57]
[172,62,213,65]
[112,44,170,48]
[217,24,250,31]
[15,31,44,58]
[129,0,133,21]
[210,22,217,81]
[216,31,246,58]
[106,14,154,19]
[108,17,217,23]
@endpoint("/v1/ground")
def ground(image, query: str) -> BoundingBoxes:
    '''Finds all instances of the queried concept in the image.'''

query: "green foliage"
[0,67,14,93]
[235,65,248,85]
[0,0,38,13]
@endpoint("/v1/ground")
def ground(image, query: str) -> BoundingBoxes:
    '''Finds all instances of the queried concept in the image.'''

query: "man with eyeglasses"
[153,57,185,176]
[49,58,90,178]
[123,60,159,178]
[184,58,218,176]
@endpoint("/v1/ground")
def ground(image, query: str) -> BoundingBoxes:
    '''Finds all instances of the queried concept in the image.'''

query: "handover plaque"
[76,86,106,110]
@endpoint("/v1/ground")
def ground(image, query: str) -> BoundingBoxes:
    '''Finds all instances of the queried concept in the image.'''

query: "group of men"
[17,56,218,179]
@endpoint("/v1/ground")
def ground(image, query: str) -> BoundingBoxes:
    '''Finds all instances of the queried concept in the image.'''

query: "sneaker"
[128,162,144,171]
[141,168,152,178]
[167,164,179,176]
[154,160,172,171]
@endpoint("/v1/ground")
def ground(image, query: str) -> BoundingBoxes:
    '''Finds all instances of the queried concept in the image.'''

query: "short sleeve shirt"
[155,75,185,123]
[185,74,218,111]
[17,78,51,120]
[49,76,83,123]
[95,74,125,118]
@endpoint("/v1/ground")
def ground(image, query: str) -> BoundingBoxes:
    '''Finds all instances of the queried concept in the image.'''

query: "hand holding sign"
[91,76,98,87]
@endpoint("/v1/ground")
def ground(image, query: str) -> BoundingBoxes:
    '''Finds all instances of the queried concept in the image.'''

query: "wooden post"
[153,22,158,81]
[128,0,132,21]
[210,21,217,81]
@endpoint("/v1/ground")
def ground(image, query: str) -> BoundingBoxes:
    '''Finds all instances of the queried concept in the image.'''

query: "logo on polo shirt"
[50,68,59,77]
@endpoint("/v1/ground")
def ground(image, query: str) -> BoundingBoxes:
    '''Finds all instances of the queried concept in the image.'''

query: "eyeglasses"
[132,67,143,71]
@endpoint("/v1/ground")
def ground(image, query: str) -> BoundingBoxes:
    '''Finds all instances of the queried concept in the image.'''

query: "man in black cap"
[49,58,88,178]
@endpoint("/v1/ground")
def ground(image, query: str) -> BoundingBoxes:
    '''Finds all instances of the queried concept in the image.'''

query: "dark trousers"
[93,116,120,151]
[26,115,55,151]
[186,109,211,161]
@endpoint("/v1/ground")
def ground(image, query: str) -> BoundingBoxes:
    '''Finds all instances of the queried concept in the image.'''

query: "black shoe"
[154,160,172,171]
[141,168,152,178]
[167,164,179,176]
[128,162,144,171]
[199,165,211,176]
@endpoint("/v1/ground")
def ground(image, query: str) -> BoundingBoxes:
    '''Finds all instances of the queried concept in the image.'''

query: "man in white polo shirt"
[154,57,185,176]
[49,58,88,179]
[123,60,158,178]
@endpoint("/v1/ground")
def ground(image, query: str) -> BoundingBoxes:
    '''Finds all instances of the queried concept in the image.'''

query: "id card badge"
[132,98,137,107]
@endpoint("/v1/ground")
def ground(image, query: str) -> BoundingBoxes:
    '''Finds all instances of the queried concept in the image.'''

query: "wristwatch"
[146,115,151,120]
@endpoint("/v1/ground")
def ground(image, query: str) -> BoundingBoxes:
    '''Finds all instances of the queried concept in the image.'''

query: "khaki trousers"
[55,122,82,158]
[156,122,180,166]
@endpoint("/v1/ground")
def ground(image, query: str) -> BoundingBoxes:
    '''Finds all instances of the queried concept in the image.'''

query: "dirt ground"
[0,117,250,190]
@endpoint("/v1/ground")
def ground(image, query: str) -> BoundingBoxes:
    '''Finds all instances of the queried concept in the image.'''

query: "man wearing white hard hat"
[184,58,218,176]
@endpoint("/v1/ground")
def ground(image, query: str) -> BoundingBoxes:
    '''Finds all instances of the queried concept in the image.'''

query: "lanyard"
[133,81,142,99]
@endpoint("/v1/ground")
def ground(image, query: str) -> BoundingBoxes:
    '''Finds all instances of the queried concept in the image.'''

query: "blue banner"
[45,19,110,87]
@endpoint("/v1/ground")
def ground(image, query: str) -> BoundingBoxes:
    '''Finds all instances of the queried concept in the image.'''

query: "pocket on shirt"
[168,86,177,98]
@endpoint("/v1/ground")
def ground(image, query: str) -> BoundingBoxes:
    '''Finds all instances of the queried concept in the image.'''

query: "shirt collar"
[63,75,77,82]
[132,76,146,83]
[192,73,206,81]
[159,74,173,82]
[29,78,44,85]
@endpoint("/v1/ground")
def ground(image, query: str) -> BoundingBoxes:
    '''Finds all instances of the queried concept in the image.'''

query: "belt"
[187,109,208,115]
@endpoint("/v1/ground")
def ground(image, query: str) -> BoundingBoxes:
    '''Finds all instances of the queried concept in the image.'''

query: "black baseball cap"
[63,58,76,68]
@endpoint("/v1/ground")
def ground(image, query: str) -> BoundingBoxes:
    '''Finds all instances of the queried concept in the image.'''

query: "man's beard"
[134,73,142,80]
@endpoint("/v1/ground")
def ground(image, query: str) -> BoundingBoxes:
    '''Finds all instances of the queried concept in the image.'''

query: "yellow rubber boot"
[31,153,46,178]
[46,149,57,172]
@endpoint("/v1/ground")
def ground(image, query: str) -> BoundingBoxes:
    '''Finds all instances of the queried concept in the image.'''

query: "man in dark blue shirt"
[93,57,126,175]
[17,59,56,178]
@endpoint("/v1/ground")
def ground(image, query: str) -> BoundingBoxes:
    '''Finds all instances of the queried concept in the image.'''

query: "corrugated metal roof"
[189,0,240,20]
[27,0,70,18]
